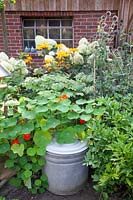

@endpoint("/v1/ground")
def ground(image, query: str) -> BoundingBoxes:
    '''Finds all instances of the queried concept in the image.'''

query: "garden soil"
[0,178,121,200]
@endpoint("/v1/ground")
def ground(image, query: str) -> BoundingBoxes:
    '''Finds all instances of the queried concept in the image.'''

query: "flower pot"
[42,140,88,195]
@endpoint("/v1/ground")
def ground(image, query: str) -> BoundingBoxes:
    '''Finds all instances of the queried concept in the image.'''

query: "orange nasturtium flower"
[58,94,68,102]
[23,133,31,141]
[11,139,20,145]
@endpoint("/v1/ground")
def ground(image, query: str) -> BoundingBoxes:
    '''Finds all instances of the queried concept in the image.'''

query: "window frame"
[22,18,74,52]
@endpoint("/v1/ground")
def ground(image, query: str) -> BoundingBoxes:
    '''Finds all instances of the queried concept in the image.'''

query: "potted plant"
[0,48,93,194]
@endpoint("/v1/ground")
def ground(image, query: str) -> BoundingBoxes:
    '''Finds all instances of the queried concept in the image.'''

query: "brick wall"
[0,10,117,66]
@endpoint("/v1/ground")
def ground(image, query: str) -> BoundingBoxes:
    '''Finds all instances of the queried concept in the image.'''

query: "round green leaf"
[27,147,36,156]
[0,143,10,154]
[80,114,91,121]
[5,159,14,168]
[23,170,32,178]
[35,179,42,186]
[33,130,51,148]
[38,158,45,166]
[36,148,46,156]
[40,174,48,182]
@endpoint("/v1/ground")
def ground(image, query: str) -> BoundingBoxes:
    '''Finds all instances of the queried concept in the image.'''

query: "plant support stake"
[93,58,96,99]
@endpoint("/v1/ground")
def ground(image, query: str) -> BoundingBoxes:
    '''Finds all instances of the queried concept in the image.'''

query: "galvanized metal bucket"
[43,140,88,195]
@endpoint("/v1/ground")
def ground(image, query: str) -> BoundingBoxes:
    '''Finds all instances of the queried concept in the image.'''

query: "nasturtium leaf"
[21,110,36,120]
[30,188,37,194]
[38,158,45,166]
[18,156,27,166]
[5,159,15,168]
[85,104,94,113]
[9,177,22,188]
[76,99,87,105]
[35,106,48,113]
[21,122,34,134]
[35,179,42,186]
[37,99,48,105]
[36,147,46,156]
[27,147,36,156]
[24,163,32,170]
[67,112,79,119]
[11,144,24,157]
[9,151,17,159]
[43,118,60,130]
[73,125,86,133]
[4,118,17,128]
[32,163,42,173]
[55,127,76,144]
[71,104,82,113]
[39,118,47,127]
[0,143,10,154]
[40,174,48,182]
[33,130,52,148]
[23,170,32,178]
[39,188,46,193]
[30,157,37,163]
[56,104,69,113]
[80,114,91,121]
[93,108,105,115]
[24,178,32,189]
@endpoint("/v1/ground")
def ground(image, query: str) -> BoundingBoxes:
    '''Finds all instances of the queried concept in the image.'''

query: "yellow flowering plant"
[35,35,90,73]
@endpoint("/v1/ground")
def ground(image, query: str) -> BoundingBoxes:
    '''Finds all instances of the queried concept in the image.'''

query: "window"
[23,18,73,52]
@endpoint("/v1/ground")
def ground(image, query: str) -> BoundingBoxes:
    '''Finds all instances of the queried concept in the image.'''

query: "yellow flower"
[45,58,54,63]
[37,42,50,50]
[24,54,32,64]
[55,43,64,48]
[69,48,78,52]
[56,51,69,60]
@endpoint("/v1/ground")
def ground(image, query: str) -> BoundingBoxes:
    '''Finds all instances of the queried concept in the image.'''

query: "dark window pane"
[23,29,35,39]
[62,40,73,47]
[55,40,61,44]
[24,20,34,27]
[29,40,35,48]
[62,20,72,26]
[24,40,29,48]
[36,19,47,27]
[24,40,35,50]
[62,28,73,39]
[49,20,60,26]
[36,29,47,37]
[49,29,60,39]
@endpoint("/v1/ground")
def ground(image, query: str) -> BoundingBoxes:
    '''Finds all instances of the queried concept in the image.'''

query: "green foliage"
[0,11,132,197]
[0,197,6,200]
[84,95,133,199]
[0,0,16,9]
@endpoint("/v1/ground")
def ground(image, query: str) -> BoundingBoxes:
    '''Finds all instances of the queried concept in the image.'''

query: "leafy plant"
[0,11,132,196]
[84,95,133,199]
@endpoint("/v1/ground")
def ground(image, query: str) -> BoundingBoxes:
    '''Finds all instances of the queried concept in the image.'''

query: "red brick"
[0,10,117,62]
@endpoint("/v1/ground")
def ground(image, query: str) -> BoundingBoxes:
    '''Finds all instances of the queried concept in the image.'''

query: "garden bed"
[0,178,122,200]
